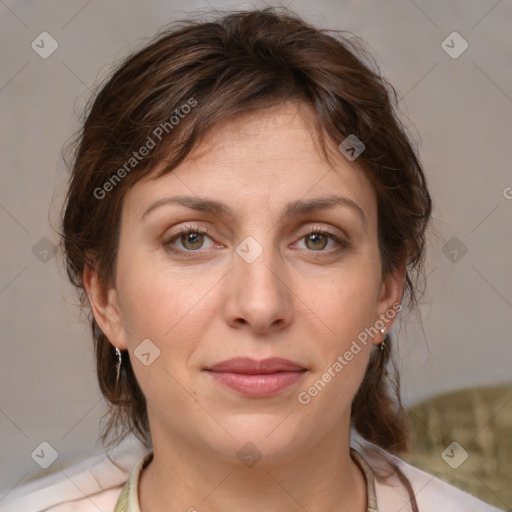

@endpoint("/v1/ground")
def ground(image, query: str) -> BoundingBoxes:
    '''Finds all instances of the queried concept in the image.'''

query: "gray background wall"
[1,0,511,497]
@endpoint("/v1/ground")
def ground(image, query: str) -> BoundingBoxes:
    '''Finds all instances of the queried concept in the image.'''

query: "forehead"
[122,102,377,227]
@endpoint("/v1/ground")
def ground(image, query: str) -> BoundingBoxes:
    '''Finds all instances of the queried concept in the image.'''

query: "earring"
[114,347,122,392]
[379,328,386,350]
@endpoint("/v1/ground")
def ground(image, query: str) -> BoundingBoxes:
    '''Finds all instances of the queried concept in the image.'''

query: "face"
[87,101,404,464]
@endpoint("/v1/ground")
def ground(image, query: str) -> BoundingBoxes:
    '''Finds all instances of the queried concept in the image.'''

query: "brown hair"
[61,4,430,486]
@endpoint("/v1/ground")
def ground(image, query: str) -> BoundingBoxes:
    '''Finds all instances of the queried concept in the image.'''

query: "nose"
[223,242,294,335]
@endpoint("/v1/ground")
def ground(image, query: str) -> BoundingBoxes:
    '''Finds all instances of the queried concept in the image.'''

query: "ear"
[373,263,406,345]
[83,265,128,350]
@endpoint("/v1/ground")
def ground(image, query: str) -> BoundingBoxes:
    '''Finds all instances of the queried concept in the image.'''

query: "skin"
[84,101,405,512]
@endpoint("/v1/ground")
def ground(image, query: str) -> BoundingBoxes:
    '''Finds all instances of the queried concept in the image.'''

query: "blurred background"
[1,0,511,508]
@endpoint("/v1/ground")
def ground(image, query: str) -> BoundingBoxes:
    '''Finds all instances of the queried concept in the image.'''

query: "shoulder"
[358,442,503,512]
[0,438,149,512]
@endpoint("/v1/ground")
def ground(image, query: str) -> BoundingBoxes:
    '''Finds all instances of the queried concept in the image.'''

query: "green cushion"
[400,383,512,509]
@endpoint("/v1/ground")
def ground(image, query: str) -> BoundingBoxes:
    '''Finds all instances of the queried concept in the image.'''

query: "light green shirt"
[113,448,378,511]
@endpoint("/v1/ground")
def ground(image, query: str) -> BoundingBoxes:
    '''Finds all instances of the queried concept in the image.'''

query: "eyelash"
[162,224,348,258]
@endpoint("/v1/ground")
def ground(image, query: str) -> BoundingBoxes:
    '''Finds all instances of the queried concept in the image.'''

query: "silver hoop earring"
[115,347,122,392]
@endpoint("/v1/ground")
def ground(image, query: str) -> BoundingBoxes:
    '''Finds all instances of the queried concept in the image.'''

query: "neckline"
[350,447,379,512]
[114,448,378,512]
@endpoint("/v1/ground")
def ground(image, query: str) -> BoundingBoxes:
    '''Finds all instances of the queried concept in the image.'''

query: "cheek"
[114,251,225,391]
[310,264,381,343]
[116,249,208,340]
[296,275,376,415]
[116,259,213,407]
[295,258,380,405]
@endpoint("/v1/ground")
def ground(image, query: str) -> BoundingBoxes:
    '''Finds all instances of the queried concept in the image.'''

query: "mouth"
[204,357,307,397]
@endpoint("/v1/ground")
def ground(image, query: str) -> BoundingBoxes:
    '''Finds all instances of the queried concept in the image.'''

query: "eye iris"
[182,232,203,250]
[306,233,327,250]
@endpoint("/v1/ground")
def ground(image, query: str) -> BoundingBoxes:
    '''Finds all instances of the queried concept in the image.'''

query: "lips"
[206,357,305,374]
[204,357,306,397]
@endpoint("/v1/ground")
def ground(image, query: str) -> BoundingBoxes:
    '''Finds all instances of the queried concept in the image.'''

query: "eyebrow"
[141,194,367,227]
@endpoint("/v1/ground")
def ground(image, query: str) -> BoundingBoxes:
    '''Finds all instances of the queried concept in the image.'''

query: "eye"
[163,224,216,256]
[163,224,348,258]
[295,227,347,253]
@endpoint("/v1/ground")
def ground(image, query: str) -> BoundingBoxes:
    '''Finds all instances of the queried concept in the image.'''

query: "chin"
[201,414,309,466]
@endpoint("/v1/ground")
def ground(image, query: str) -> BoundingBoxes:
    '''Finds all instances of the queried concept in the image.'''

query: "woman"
[5,7,502,512]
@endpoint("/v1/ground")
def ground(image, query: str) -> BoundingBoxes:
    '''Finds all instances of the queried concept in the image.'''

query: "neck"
[138,426,367,512]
